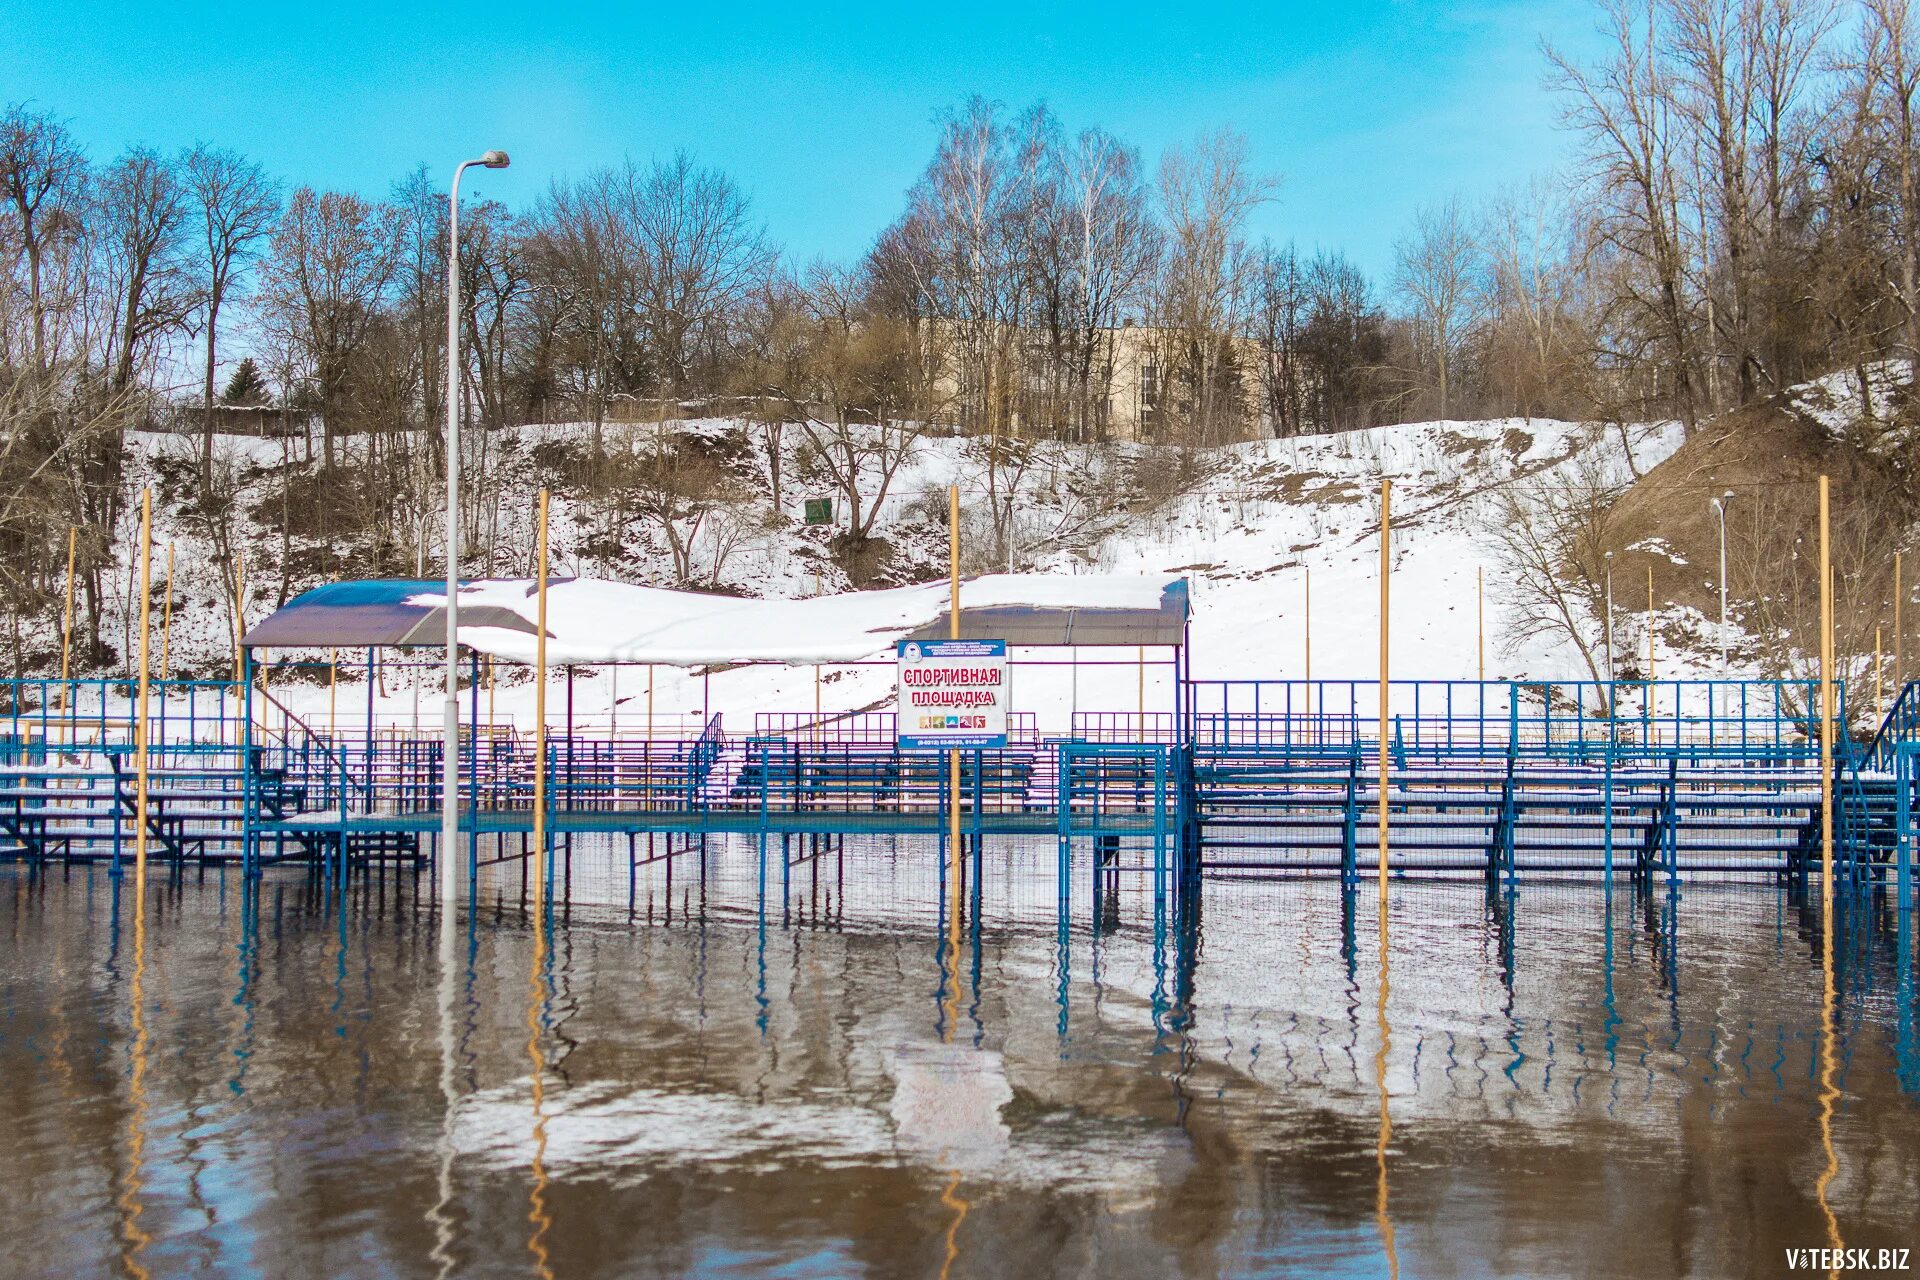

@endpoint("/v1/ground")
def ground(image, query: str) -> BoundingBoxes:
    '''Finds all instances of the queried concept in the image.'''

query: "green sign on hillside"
[804,497,833,526]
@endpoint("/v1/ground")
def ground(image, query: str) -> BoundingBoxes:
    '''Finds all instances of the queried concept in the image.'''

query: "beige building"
[933,320,1264,443]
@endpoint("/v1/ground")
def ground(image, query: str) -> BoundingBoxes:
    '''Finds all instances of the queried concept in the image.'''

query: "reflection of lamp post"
[442,149,510,914]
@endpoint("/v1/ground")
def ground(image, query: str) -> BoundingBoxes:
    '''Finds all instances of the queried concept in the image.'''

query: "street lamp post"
[442,150,510,913]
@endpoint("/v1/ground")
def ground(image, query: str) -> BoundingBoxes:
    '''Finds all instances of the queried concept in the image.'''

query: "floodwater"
[1,841,1916,1279]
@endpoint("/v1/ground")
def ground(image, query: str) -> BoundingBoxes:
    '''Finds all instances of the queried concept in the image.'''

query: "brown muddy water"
[1,838,1916,1279]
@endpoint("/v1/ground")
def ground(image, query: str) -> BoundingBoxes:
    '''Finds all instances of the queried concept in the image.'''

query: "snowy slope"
[207,413,1687,735]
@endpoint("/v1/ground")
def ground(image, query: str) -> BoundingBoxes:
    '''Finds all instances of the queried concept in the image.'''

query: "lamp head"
[481,150,511,169]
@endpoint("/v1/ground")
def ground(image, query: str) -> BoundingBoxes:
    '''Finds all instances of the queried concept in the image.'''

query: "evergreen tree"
[220,357,270,406]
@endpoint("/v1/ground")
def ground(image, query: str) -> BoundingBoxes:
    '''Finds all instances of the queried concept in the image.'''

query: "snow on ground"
[1785,359,1911,440]
[221,413,1692,736]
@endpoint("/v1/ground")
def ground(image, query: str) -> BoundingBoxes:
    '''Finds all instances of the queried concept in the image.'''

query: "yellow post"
[814,664,821,743]
[1646,564,1655,683]
[1305,565,1313,740]
[1137,645,1145,735]
[1876,626,1885,721]
[233,549,246,682]
[328,648,338,741]
[1819,475,1833,905]
[1378,479,1391,897]
[160,542,174,681]
[1305,566,1312,682]
[133,490,154,887]
[948,484,963,950]
[1897,551,1905,698]
[533,488,551,912]
[58,526,76,743]
[1476,565,1484,682]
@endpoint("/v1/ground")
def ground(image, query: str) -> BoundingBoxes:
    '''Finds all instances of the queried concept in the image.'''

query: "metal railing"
[1186,679,1838,758]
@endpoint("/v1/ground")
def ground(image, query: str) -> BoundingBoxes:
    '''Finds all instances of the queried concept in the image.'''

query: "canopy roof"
[242,573,1189,666]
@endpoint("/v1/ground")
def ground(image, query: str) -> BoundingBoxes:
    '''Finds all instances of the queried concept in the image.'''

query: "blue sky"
[0,0,1603,277]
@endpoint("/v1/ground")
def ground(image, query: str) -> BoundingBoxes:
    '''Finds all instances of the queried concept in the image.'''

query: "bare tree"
[619,427,750,586]
[0,104,89,372]
[766,263,932,576]
[1480,178,1586,420]
[184,143,280,479]
[525,170,636,453]
[617,151,772,398]
[1489,447,1629,698]
[391,165,447,463]
[1548,1,1702,428]
[1860,0,1920,369]
[256,187,402,469]
[1390,197,1488,418]
[96,145,198,393]
[1153,128,1276,445]
[1024,118,1161,438]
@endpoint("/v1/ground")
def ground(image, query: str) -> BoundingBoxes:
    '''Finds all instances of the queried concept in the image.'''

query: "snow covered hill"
[171,411,1691,733]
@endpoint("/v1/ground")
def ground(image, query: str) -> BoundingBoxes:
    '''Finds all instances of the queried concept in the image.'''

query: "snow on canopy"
[243,573,1189,666]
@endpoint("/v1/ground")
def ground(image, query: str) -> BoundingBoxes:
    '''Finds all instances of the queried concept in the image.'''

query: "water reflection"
[114,877,153,1280]
[525,905,555,1280]
[1816,882,1845,1273]
[428,906,461,1279]
[1,844,1917,1278]
[1373,895,1398,1280]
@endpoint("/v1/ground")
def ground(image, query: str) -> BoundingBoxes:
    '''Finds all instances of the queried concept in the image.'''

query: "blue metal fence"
[1186,679,1839,758]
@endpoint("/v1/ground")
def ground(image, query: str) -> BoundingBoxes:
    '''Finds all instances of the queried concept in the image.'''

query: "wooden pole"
[1646,564,1655,683]
[1876,626,1885,721]
[58,526,76,744]
[1378,479,1391,897]
[232,549,247,684]
[1819,475,1833,905]
[134,490,154,887]
[534,488,551,912]
[948,484,962,950]
[1476,565,1484,682]
[159,543,174,682]
[1305,565,1313,739]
